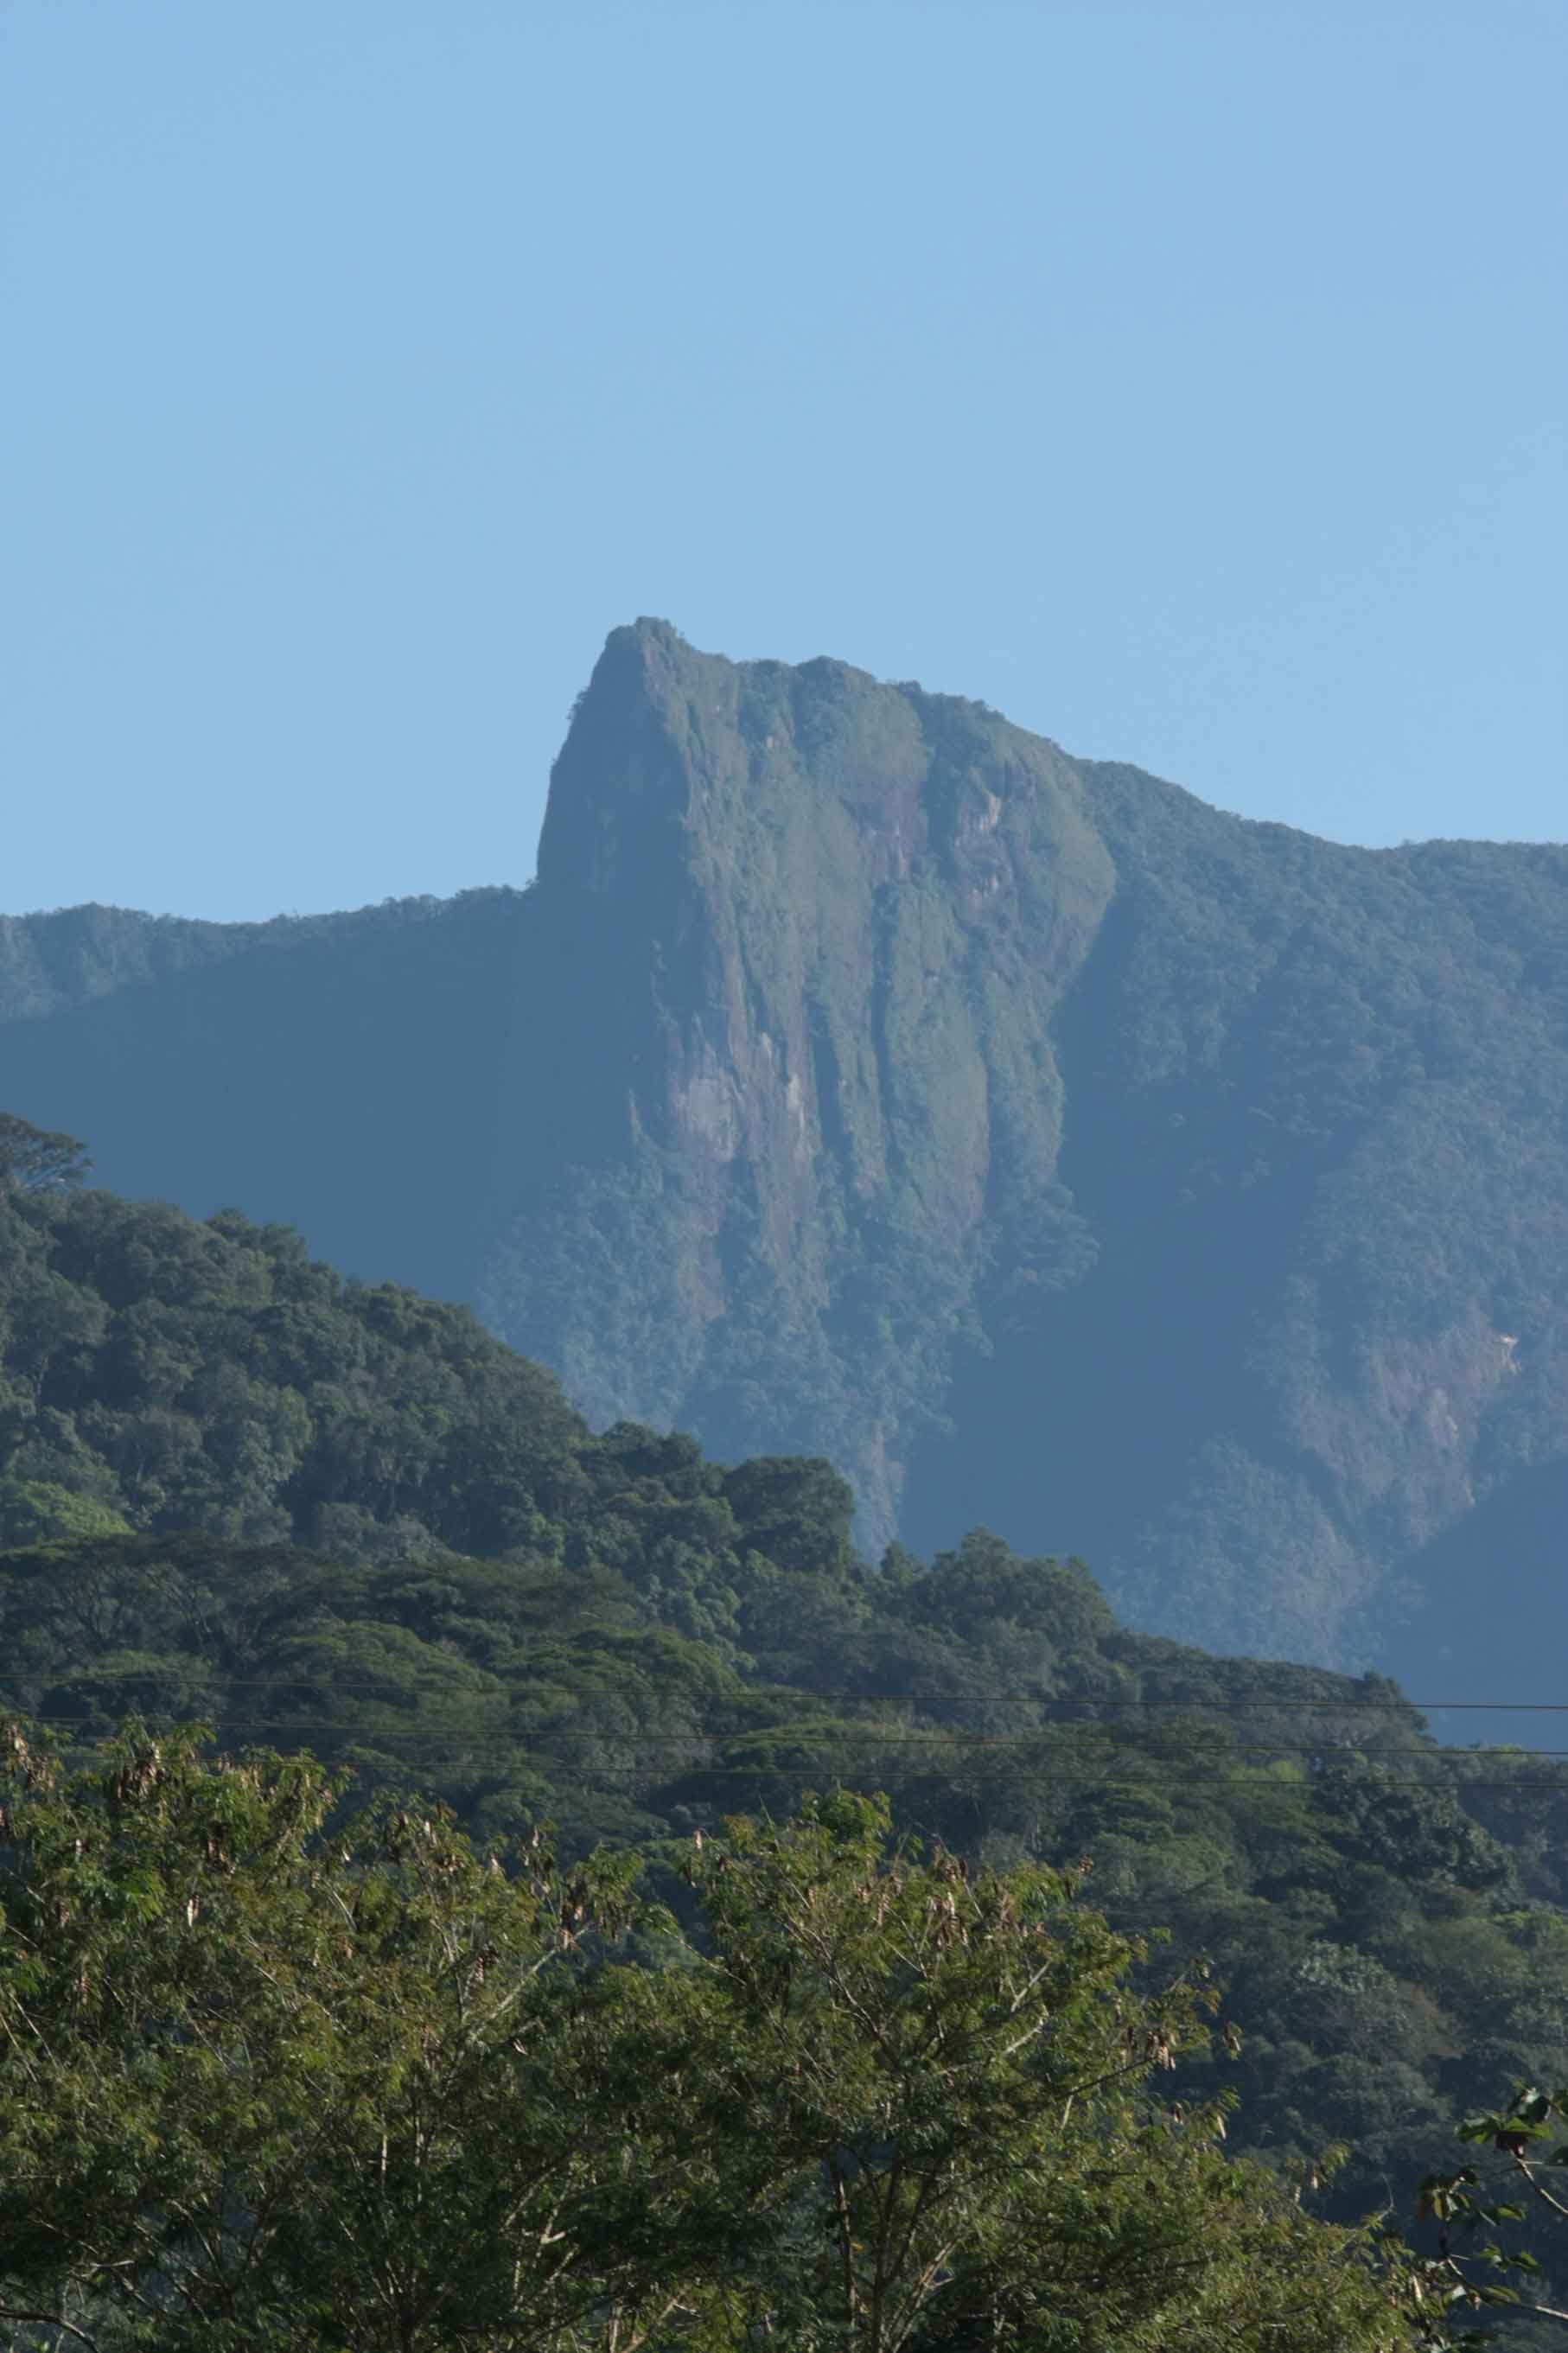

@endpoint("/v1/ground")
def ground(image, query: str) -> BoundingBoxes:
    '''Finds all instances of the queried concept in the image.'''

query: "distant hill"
[5,619,1567,1702]
[0,885,530,1311]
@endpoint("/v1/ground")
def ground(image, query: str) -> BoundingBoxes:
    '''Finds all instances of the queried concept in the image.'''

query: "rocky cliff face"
[479,623,1568,1700]
[6,620,1568,1705]
[477,621,1116,1542]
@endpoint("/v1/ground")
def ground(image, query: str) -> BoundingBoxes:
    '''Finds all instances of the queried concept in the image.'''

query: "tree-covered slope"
[5,1169,1568,2270]
[4,622,1566,1699]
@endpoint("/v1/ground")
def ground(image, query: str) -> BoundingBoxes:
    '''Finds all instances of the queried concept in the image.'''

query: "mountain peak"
[535,622,723,901]
[535,623,1092,909]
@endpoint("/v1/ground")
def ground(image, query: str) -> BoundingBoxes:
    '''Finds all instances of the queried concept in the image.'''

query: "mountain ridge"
[5,620,1567,1706]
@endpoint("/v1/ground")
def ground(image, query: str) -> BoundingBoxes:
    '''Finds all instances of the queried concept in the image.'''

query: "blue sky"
[4,0,1563,921]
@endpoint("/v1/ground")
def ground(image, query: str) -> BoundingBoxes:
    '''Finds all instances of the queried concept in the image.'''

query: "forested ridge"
[3,1150,1568,2343]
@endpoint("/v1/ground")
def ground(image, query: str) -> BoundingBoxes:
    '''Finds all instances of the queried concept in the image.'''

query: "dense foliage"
[0,1726,1412,2351]
[5,1167,1568,2344]
[1408,2082,1568,2345]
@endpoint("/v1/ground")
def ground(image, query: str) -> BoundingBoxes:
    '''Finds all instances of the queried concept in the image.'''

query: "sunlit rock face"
[6,617,1568,1702]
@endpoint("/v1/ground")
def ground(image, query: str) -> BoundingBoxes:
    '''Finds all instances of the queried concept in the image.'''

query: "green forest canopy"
[0,1725,1432,2352]
[3,1145,1568,2337]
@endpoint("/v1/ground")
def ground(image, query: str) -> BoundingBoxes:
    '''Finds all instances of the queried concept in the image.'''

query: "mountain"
[5,620,1567,1700]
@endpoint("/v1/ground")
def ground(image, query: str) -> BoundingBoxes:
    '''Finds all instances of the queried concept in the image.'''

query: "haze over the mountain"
[5,620,1566,1701]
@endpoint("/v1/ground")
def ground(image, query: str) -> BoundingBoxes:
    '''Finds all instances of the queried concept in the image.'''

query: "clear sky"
[3,0,1563,922]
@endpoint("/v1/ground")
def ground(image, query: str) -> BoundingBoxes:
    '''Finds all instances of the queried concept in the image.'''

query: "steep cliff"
[478,621,1115,1543]
[5,620,1568,1699]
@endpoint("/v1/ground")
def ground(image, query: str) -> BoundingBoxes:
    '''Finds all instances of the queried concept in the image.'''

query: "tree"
[1399,2082,1568,2348]
[0,1116,91,1196]
[0,1723,1419,2352]
[0,1719,671,2352]
[664,1790,1405,2350]
[0,1480,129,1548]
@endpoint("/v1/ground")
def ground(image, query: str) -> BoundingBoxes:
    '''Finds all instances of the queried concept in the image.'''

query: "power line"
[6,1669,1564,1709]
[14,1719,1564,1759]
[10,1709,1568,1789]
[9,1706,1566,1752]
[373,1767,1568,1791]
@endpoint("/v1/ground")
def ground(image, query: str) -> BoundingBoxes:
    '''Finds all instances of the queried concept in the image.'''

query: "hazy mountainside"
[0,886,530,1310]
[0,896,456,1022]
[5,620,1568,1698]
